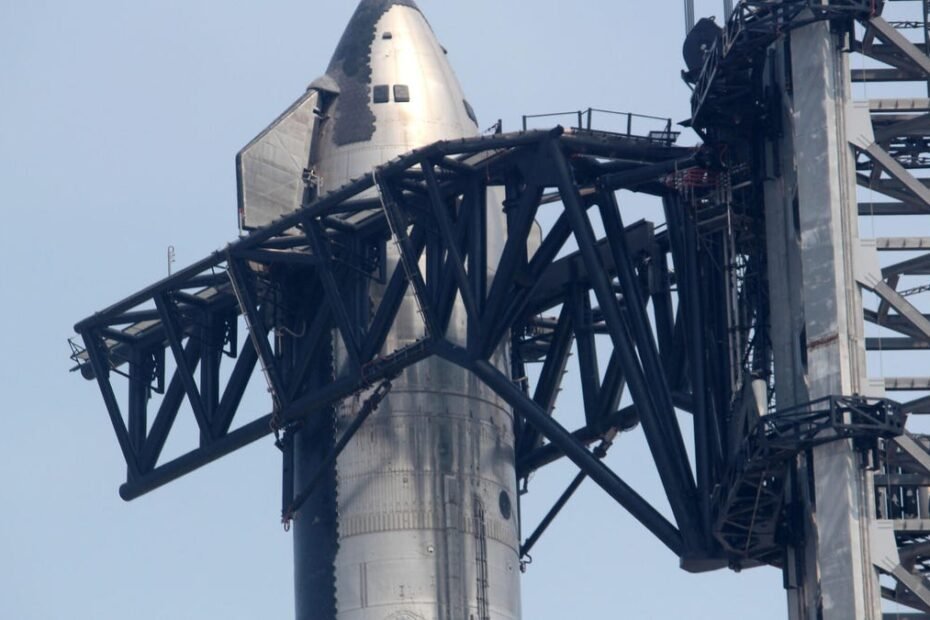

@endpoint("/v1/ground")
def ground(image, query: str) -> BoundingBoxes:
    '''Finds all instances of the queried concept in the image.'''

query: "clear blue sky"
[0,1,788,618]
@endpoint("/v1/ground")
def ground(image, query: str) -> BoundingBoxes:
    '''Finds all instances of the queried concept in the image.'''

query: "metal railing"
[521,108,678,144]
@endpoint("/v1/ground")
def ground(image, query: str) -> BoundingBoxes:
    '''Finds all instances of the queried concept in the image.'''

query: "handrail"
[522,108,676,143]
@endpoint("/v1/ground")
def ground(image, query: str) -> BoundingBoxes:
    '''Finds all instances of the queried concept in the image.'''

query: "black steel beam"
[75,273,233,333]
[75,133,563,335]
[551,141,700,549]
[867,337,930,350]
[199,314,223,430]
[518,405,641,474]
[487,214,573,353]
[374,179,440,339]
[649,246,678,381]
[103,327,139,345]
[284,379,394,521]
[141,337,201,471]
[437,344,683,556]
[866,310,930,339]
[883,253,930,278]
[570,284,602,429]
[123,338,437,501]
[213,338,259,437]
[235,249,319,267]
[852,68,925,82]
[599,157,698,192]
[520,471,587,558]
[524,221,656,316]
[83,330,142,479]
[859,202,930,216]
[425,225,443,311]
[660,192,718,541]
[120,413,275,501]
[260,235,313,250]
[858,175,930,214]
[225,259,290,410]
[518,303,574,460]
[423,183,482,340]
[78,123,754,567]
[559,132,694,162]
[304,222,363,370]
[596,352,627,425]
[285,306,333,403]
[154,294,214,442]
[467,175,487,332]
[422,161,480,328]
[283,340,437,428]
[481,176,545,357]
[875,113,930,142]
[905,395,930,414]
[128,352,151,458]
[362,227,425,362]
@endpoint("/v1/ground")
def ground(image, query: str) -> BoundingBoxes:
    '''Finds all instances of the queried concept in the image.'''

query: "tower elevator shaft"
[762,19,880,619]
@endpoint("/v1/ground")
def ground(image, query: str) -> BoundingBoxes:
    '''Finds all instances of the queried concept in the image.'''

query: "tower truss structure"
[71,1,930,617]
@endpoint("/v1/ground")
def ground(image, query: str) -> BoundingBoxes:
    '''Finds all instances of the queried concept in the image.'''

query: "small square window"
[373,85,389,104]
[394,85,410,103]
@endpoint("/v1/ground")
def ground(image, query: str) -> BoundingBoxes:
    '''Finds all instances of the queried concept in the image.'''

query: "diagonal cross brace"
[374,174,440,339]
[548,140,702,550]
[867,17,930,78]
[82,329,142,479]
[154,294,215,442]
[437,342,684,556]
[225,257,291,409]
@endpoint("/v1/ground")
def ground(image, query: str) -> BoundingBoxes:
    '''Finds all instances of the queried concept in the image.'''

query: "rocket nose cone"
[327,0,425,78]
[355,0,420,11]
[324,0,433,147]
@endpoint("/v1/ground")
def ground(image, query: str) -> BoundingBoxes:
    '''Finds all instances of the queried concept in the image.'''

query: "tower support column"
[764,16,882,620]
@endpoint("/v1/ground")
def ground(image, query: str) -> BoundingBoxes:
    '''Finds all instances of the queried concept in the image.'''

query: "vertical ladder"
[473,498,491,620]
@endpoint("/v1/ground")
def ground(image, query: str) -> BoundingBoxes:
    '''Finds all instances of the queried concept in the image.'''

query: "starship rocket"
[235,2,522,619]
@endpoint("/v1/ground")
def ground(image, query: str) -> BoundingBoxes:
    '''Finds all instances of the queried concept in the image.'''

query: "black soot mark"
[326,0,423,146]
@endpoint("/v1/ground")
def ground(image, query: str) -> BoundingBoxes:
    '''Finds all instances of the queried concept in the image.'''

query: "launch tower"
[71,0,930,618]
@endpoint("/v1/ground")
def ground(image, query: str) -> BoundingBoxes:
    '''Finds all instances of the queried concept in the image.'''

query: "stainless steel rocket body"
[275,2,521,619]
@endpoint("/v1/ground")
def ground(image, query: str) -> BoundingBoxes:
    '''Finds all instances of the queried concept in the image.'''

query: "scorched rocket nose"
[236,2,522,619]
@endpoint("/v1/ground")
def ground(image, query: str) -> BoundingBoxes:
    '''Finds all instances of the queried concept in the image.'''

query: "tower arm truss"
[72,126,722,560]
